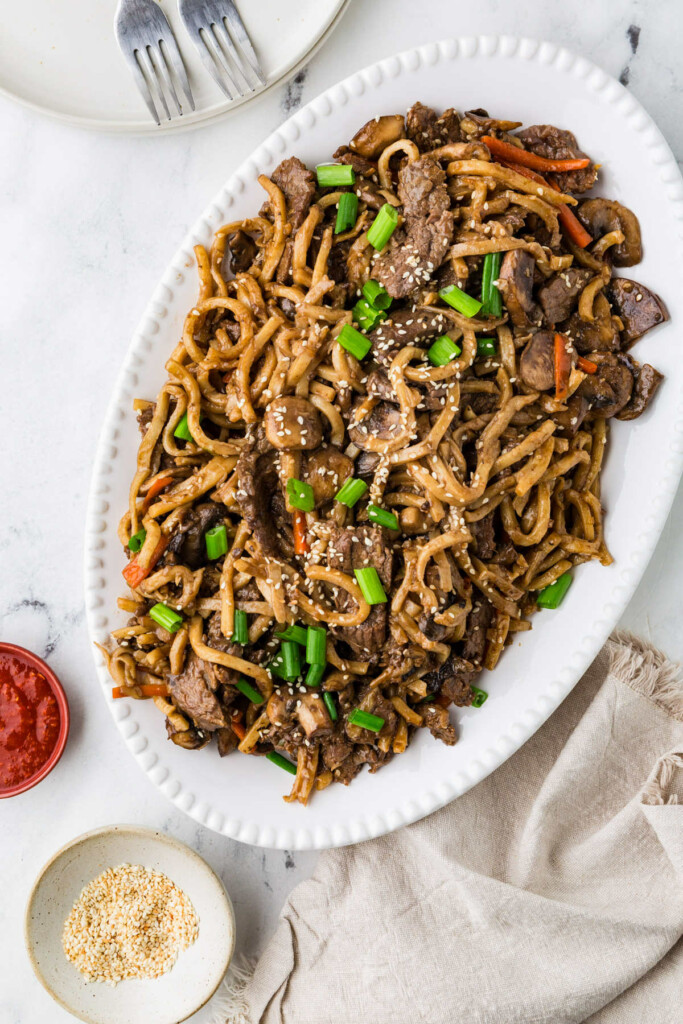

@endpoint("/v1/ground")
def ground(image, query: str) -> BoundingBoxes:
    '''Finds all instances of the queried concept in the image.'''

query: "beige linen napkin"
[224,634,683,1024]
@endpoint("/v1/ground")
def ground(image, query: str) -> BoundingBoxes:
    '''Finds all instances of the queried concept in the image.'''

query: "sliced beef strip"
[406,101,462,151]
[469,512,496,561]
[137,403,155,438]
[168,651,228,732]
[607,278,670,348]
[167,502,225,570]
[462,599,494,665]
[578,352,634,418]
[326,525,393,660]
[616,363,663,421]
[516,124,597,193]
[221,230,257,279]
[422,652,476,706]
[321,727,354,771]
[333,145,377,177]
[561,295,620,353]
[371,307,451,366]
[235,451,292,559]
[421,703,457,745]
[498,249,542,329]
[537,268,593,325]
[217,727,239,757]
[374,156,454,299]
[269,156,316,230]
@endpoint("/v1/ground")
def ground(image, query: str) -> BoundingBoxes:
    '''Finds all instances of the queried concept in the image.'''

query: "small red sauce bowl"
[0,643,70,798]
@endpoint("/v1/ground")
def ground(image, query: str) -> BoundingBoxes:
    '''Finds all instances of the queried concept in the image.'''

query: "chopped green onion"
[362,279,392,310]
[337,323,372,361]
[306,625,327,666]
[367,504,399,530]
[428,335,462,366]
[281,640,302,680]
[275,624,308,645]
[537,572,573,609]
[128,528,146,553]
[268,654,288,680]
[173,412,194,442]
[335,191,358,234]
[148,603,184,633]
[348,708,385,732]
[205,523,228,560]
[305,663,325,688]
[231,609,248,645]
[266,751,297,774]
[234,676,264,704]
[354,567,387,605]
[316,163,355,187]
[439,284,483,319]
[367,203,399,251]
[470,686,488,708]
[323,691,338,721]
[481,252,503,317]
[353,298,386,332]
[477,337,497,358]
[335,476,368,507]
[286,477,315,512]
[419,694,437,703]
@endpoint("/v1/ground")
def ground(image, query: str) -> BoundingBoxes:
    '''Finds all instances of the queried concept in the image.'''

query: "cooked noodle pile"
[102,103,668,803]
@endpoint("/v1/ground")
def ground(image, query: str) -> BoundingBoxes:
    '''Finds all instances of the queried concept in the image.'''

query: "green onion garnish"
[281,640,302,680]
[353,298,386,332]
[266,751,297,774]
[306,625,327,666]
[367,203,399,251]
[348,708,385,732]
[439,284,483,319]
[275,624,308,645]
[337,323,372,361]
[477,337,497,358]
[481,251,503,317]
[323,692,338,721]
[335,477,368,508]
[231,608,248,645]
[305,663,325,688]
[205,523,228,560]
[174,412,194,442]
[286,478,315,512]
[234,676,264,704]
[316,163,355,188]
[428,335,462,367]
[367,504,399,530]
[470,686,488,708]
[537,572,573,609]
[148,603,184,633]
[269,654,288,680]
[354,567,387,605]
[335,191,358,234]
[362,279,392,310]
[128,528,146,553]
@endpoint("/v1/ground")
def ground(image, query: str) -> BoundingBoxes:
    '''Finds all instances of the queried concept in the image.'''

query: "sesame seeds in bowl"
[25,825,235,1024]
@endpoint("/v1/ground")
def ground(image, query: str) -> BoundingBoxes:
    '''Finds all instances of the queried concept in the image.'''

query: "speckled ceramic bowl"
[25,825,236,1024]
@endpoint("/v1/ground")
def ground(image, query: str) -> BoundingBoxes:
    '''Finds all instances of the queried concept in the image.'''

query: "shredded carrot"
[112,683,169,699]
[554,334,572,402]
[293,509,309,555]
[140,474,174,513]
[577,355,598,374]
[231,713,247,741]
[482,135,591,173]
[122,535,169,589]
[497,157,593,248]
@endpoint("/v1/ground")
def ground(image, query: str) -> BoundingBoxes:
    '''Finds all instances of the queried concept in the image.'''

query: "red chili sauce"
[0,653,60,791]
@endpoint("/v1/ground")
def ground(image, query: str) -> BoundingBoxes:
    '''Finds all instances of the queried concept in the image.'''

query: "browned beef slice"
[374,156,454,298]
[169,652,228,731]
[217,727,238,756]
[406,101,461,151]
[221,230,257,278]
[137,403,155,437]
[607,278,670,348]
[423,653,476,705]
[537,268,592,325]
[235,451,291,559]
[321,728,354,771]
[616,363,663,421]
[270,157,315,229]
[167,502,225,570]
[371,307,451,365]
[578,352,634,418]
[326,526,393,659]
[516,124,597,193]
[462,599,494,665]
[333,145,376,176]
[421,703,457,745]
[469,512,496,560]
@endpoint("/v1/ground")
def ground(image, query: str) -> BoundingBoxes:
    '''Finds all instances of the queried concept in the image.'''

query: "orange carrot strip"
[122,535,169,589]
[554,334,572,402]
[577,355,598,374]
[111,683,169,699]
[482,135,591,173]
[293,509,309,555]
[140,474,174,513]
[498,158,593,248]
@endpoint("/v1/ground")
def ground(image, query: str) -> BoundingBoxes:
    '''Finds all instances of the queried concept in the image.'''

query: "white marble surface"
[2,1,683,1019]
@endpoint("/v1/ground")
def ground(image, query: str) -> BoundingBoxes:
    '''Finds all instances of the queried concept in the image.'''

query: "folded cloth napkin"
[226,633,683,1024]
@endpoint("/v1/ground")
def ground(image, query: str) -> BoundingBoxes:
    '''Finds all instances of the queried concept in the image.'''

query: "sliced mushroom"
[537,268,592,325]
[349,114,406,159]
[460,108,523,138]
[355,450,381,477]
[264,396,322,451]
[304,447,354,506]
[498,249,542,329]
[562,293,620,353]
[366,367,397,402]
[578,352,634,418]
[266,690,295,728]
[519,330,575,391]
[577,199,642,266]
[165,717,208,750]
[616,363,663,421]
[348,400,402,448]
[296,693,333,739]
[551,393,591,436]
[221,230,257,278]
[607,278,670,348]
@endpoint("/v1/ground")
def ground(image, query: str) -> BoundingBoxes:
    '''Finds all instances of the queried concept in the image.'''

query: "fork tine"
[211,20,253,94]
[139,47,171,121]
[149,44,182,115]
[125,50,161,125]
[158,33,195,111]
[196,27,238,100]
[223,0,266,86]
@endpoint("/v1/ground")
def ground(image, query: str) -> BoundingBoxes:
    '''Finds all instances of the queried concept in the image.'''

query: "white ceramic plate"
[25,825,236,1024]
[0,0,350,133]
[85,36,683,850]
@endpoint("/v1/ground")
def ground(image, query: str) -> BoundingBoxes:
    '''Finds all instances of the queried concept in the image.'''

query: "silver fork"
[178,0,265,102]
[115,0,195,125]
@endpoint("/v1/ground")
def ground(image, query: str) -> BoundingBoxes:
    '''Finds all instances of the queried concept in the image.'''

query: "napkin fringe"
[610,630,683,723]
[211,955,257,1024]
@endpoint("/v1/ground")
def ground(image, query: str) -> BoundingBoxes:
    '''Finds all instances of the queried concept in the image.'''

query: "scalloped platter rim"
[85,36,683,849]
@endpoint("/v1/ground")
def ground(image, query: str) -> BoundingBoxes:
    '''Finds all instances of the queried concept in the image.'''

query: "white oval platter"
[85,36,683,849]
